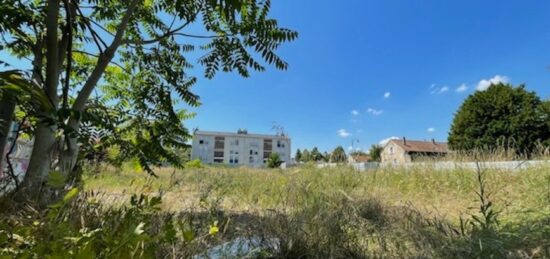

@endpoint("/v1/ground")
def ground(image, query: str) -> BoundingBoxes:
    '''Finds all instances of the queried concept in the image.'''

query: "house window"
[390,147,394,154]
[199,140,204,144]
[234,159,239,164]
[249,156,253,163]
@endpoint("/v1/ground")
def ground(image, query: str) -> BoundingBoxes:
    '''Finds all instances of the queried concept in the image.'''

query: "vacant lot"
[79,163,550,257]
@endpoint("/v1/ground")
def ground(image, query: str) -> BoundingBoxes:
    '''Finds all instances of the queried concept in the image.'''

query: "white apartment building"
[191,130,291,167]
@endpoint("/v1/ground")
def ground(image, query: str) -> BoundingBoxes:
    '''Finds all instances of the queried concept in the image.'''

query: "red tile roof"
[351,154,371,162]
[389,139,449,153]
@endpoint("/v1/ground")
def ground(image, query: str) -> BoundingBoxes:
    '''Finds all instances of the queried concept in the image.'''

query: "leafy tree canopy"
[448,83,549,155]
[330,146,347,163]
[295,148,302,162]
[367,145,382,162]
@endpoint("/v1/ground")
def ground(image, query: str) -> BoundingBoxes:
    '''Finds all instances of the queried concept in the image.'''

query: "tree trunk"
[0,98,16,170]
[59,120,79,179]
[18,123,57,201]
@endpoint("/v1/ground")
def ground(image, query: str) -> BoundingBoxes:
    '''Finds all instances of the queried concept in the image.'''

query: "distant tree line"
[295,146,347,163]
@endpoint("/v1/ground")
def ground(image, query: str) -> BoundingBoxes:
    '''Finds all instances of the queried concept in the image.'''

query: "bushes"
[0,192,224,258]
[185,159,202,169]
[267,153,283,168]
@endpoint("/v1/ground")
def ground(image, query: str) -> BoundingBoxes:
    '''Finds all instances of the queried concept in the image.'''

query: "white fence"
[318,160,550,172]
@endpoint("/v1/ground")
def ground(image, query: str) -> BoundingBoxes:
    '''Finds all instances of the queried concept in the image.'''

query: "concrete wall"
[352,160,550,171]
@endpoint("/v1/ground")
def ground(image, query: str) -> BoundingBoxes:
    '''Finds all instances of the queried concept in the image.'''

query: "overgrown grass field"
[78,163,550,257]
[2,163,549,258]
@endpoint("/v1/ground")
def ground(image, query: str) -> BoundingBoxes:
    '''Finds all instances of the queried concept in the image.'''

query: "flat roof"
[194,130,290,139]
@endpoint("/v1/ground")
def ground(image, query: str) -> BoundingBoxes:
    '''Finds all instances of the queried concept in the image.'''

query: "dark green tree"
[295,148,302,162]
[322,151,330,162]
[330,146,347,163]
[542,100,550,146]
[448,83,548,155]
[0,0,297,199]
[368,145,383,162]
[310,147,322,162]
[301,149,310,162]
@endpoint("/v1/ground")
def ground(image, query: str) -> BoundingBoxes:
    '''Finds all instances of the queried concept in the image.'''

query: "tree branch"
[75,4,108,52]
[62,0,75,109]
[73,50,128,72]
[44,0,60,105]
[73,0,140,112]
[123,21,190,45]
[122,9,201,45]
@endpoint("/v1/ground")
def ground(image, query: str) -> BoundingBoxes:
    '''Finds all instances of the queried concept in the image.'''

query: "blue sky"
[189,0,550,154]
[2,1,550,155]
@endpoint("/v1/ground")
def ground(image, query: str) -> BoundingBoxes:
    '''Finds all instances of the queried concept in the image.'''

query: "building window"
[214,136,225,149]
[250,150,253,155]
[234,159,239,164]
[214,158,223,163]
[390,147,394,154]
[199,140,204,144]
[214,151,224,158]
[249,156,253,163]
[263,139,272,151]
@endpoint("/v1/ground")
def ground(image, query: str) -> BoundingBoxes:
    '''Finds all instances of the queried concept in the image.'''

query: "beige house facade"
[381,138,449,165]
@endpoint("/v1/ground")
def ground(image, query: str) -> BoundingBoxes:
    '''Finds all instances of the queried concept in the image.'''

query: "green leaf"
[182,230,194,242]
[63,187,80,203]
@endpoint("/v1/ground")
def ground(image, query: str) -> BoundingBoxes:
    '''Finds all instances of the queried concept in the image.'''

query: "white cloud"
[379,136,399,146]
[384,92,391,99]
[427,127,435,133]
[351,110,359,116]
[367,108,384,116]
[456,83,468,93]
[431,85,449,94]
[338,129,351,138]
[476,75,509,91]
[348,146,353,151]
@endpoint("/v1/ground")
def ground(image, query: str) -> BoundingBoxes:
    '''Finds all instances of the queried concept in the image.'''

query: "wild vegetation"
[2,162,548,258]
